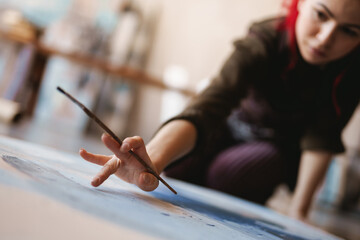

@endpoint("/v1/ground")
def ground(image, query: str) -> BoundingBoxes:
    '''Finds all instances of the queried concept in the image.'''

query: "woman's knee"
[205,141,285,203]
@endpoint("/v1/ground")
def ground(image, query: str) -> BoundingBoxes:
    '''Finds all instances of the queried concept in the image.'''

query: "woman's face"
[295,0,360,65]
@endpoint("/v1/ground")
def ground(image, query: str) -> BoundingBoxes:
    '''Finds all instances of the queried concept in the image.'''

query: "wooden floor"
[267,185,360,240]
[310,203,360,240]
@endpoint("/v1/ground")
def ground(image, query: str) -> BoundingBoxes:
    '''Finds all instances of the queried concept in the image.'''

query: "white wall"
[147,0,282,87]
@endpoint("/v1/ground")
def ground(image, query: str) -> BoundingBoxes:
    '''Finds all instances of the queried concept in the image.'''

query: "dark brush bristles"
[56,86,177,194]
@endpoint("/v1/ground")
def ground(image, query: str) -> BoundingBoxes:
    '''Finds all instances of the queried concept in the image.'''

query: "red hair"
[278,0,299,71]
[279,0,344,117]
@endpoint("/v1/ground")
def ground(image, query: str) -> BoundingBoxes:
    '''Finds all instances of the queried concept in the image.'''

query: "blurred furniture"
[0,27,194,116]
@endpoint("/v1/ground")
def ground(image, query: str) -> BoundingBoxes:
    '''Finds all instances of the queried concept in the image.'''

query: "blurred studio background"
[0,0,359,238]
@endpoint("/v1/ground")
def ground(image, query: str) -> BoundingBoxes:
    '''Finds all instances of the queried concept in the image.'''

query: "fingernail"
[143,174,150,184]
[92,177,100,185]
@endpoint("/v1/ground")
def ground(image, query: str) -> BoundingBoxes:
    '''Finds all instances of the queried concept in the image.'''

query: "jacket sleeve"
[300,109,346,153]
[301,85,360,153]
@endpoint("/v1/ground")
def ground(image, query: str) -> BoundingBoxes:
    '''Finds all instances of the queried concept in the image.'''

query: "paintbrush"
[57,86,177,194]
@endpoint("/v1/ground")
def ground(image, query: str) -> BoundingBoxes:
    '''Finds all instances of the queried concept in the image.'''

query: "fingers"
[93,133,159,191]
[101,133,145,153]
[91,156,120,187]
[79,148,112,166]
[101,134,151,167]
[101,133,123,155]
[90,157,159,191]
[122,136,148,157]
[137,172,159,192]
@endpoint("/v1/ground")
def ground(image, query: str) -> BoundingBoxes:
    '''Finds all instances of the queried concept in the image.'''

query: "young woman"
[80,0,360,221]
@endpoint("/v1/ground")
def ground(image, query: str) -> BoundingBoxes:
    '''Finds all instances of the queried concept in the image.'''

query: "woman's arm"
[79,21,275,191]
[146,120,197,173]
[288,150,333,220]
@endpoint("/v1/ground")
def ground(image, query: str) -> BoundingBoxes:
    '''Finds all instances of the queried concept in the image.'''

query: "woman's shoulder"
[249,17,285,35]
[232,17,286,59]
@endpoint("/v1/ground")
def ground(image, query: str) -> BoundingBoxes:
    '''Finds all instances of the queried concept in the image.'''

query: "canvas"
[0,135,341,240]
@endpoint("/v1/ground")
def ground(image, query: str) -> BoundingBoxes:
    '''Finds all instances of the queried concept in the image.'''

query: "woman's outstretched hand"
[79,133,159,191]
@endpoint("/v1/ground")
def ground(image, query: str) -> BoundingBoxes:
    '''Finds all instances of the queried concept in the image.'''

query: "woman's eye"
[315,10,327,21]
[312,8,327,21]
[341,27,358,37]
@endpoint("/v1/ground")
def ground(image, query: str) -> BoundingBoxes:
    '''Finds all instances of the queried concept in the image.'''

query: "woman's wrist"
[146,143,169,174]
[146,119,197,174]
[288,192,310,220]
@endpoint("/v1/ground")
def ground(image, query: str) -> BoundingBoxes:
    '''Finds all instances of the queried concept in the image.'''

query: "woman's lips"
[310,46,326,57]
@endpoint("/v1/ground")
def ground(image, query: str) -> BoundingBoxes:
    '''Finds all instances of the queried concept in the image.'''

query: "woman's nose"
[316,22,337,48]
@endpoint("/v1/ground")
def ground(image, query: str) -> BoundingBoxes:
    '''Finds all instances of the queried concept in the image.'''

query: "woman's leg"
[206,141,285,204]
[164,126,236,186]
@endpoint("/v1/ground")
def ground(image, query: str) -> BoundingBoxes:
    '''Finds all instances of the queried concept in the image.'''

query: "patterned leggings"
[165,138,300,205]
